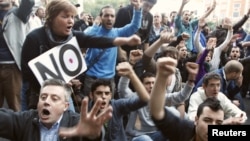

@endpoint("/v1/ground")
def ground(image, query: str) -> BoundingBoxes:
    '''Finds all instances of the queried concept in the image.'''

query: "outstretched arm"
[116,62,150,102]
[59,98,112,140]
[177,0,190,16]
[113,34,141,47]
[194,19,206,54]
[149,57,177,120]
[199,0,216,19]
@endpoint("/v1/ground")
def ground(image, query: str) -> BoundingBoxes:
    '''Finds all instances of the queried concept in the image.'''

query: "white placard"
[28,37,87,86]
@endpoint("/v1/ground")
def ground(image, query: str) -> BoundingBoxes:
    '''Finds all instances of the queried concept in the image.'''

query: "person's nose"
[69,17,74,24]
[44,97,51,105]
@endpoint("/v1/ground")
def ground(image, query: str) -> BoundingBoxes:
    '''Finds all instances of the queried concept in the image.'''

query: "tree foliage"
[82,0,129,17]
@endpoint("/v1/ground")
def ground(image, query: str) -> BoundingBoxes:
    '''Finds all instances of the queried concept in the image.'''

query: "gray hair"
[40,79,71,102]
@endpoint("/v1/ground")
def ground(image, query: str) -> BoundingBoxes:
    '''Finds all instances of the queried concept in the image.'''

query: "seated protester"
[132,31,190,117]
[194,18,233,72]
[149,57,246,141]
[89,62,150,141]
[118,61,198,141]
[194,60,245,110]
[176,41,197,83]
[0,78,112,141]
[219,46,250,99]
[220,45,250,65]
[188,72,247,122]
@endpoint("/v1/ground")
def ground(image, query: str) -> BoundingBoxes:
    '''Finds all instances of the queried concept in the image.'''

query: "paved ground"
[1,96,250,141]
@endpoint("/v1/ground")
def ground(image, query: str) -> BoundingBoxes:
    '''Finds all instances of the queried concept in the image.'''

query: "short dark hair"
[202,72,221,86]
[170,11,177,17]
[158,46,179,60]
[140,72,155,82]
[99,5,114,16]
[91,79,112,93]
[196,97,223,118]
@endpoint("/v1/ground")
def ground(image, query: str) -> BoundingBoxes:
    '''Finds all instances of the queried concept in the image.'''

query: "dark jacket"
[114,4,153,56]
[152,107,195,141]
[21,27,115,109]
[0,108,101,141]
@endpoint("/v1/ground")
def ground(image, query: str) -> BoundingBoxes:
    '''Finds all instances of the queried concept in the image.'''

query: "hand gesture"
[182,0,190,6]
[93,16,101,25]
[211,0,216,10]
[186,62,199,76]
[156,57,177,77]
[223,113,246,125]
[131,0,141,10]
[127,34,141,46]
[206,38,216,50]
[116,62,134,77]
[186,62,199,81]
[181,32,190,40]
[129,49,143,65]
[59,97,112,139]
[68,79,82,90]
[159,30,175,43]
[222,17,233,30]
[198,18,206,28]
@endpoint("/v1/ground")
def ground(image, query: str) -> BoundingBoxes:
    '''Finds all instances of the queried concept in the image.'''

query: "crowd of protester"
[0,0,250,141]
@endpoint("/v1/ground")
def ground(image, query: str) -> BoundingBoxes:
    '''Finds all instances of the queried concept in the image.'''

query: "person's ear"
[202,84,206,89]
[194,116,198,126]
[64,102,69,111]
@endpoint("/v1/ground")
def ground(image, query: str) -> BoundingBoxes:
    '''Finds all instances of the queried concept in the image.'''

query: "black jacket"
[0,108,102,141]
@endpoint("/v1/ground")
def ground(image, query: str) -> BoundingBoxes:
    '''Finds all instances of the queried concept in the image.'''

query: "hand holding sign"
[28,37,87,86]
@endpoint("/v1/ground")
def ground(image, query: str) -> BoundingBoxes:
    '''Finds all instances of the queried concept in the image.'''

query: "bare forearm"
[144,39,163,57]
[149,74,167,120]
[128,71,150,102]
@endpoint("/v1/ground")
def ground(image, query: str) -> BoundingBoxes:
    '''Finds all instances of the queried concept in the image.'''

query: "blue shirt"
[39,115,63,141]
[84,8,142,78]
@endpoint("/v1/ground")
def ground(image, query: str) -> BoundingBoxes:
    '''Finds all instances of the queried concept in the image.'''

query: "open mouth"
[100,101,106,108]
[42,109,50,116]
[67,26,72,30]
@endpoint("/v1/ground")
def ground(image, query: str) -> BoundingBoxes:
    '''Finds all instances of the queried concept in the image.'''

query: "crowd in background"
[0,0,250,141]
